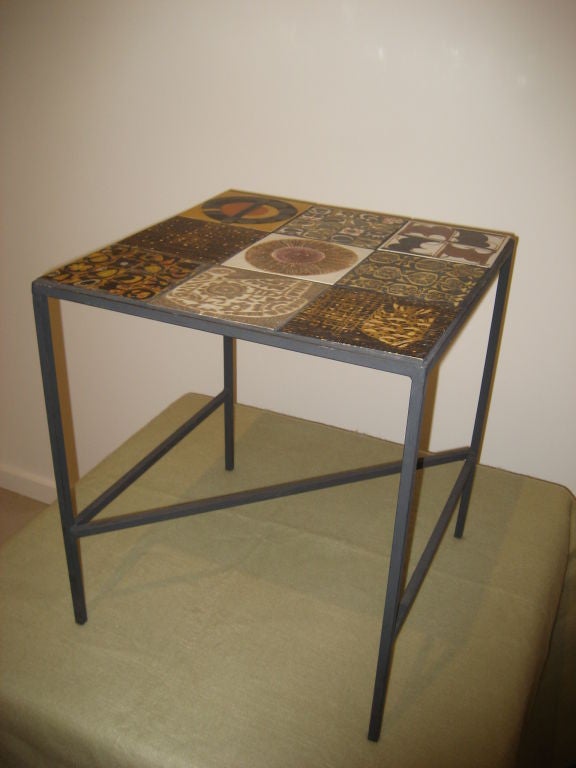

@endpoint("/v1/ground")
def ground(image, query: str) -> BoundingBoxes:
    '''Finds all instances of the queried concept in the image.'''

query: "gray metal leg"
[368,368,428,741]
[454,254,513,538]
[223,336,235,471]
[33,292,87,624]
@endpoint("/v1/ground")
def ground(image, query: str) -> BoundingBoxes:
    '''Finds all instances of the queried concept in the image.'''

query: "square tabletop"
[35,190,515,369]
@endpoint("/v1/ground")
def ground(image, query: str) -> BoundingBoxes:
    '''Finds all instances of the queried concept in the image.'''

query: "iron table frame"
[32,241,513,742]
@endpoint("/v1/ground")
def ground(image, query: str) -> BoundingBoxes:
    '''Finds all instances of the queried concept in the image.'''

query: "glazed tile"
[338,251,485,308]
[43,245,202,300]
[281,286,456,358]
[276,205,406,249]
[180,190,310,231]
[152,266,326,329]
[380,221,508,268]
[224,234,372,285]
[120,217,264,261]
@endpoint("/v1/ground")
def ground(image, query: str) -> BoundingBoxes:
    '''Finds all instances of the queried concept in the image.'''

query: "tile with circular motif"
[224,234,372,284]
[180,190,310,232]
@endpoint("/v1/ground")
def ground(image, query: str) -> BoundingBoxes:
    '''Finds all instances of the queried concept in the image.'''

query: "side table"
[32,189,515,741]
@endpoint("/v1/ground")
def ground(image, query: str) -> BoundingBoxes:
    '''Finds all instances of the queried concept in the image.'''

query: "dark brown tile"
[120,217,265,261]
[281,286,456,358]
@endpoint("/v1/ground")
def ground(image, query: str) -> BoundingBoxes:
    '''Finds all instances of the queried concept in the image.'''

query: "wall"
[1,0,575,501]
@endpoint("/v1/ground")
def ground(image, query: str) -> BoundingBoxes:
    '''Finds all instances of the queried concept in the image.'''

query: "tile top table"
[32,190,515,742]
[37,189,513,369]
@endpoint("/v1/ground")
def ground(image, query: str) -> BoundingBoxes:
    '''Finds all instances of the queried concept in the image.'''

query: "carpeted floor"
[0,488,47,545]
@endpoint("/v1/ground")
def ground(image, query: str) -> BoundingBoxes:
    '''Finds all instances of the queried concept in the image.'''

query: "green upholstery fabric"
[0,395,573,767]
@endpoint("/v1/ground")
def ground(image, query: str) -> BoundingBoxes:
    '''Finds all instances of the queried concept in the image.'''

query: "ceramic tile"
[223,234,372,285]
[281,286,456,358]
[180,190,310,231]
[276,205,406,249]
[43,245,202,300]
[338,251,485,308]
[120,217,264,261]
[379,221,509,268]
[152,266,326,329]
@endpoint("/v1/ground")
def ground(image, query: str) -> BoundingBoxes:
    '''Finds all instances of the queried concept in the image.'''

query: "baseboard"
[0,464,56,504]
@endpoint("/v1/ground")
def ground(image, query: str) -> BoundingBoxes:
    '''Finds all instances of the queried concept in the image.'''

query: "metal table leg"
[368,253,513,740]
[223,336,235,471]
[455,254,513,538]
[33,293,87,625]
[33,302,239,624]
[368,367,429,741]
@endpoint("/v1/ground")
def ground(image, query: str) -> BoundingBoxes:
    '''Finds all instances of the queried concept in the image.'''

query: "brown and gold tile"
[281,286,456,358]
[338,251,485,307]
[120,216,265,261]
[152,266,326,329]
[276,205,406,249]
[179,190,310,231]
[43,244,202,300]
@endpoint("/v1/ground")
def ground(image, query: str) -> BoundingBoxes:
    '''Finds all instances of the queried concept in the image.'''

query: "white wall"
[1,0,574,501]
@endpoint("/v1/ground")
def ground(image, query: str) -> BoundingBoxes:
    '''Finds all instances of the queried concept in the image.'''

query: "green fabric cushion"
[0,394,572,767]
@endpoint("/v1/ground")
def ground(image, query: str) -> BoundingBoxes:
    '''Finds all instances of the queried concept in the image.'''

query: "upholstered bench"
[1,394,573,768]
